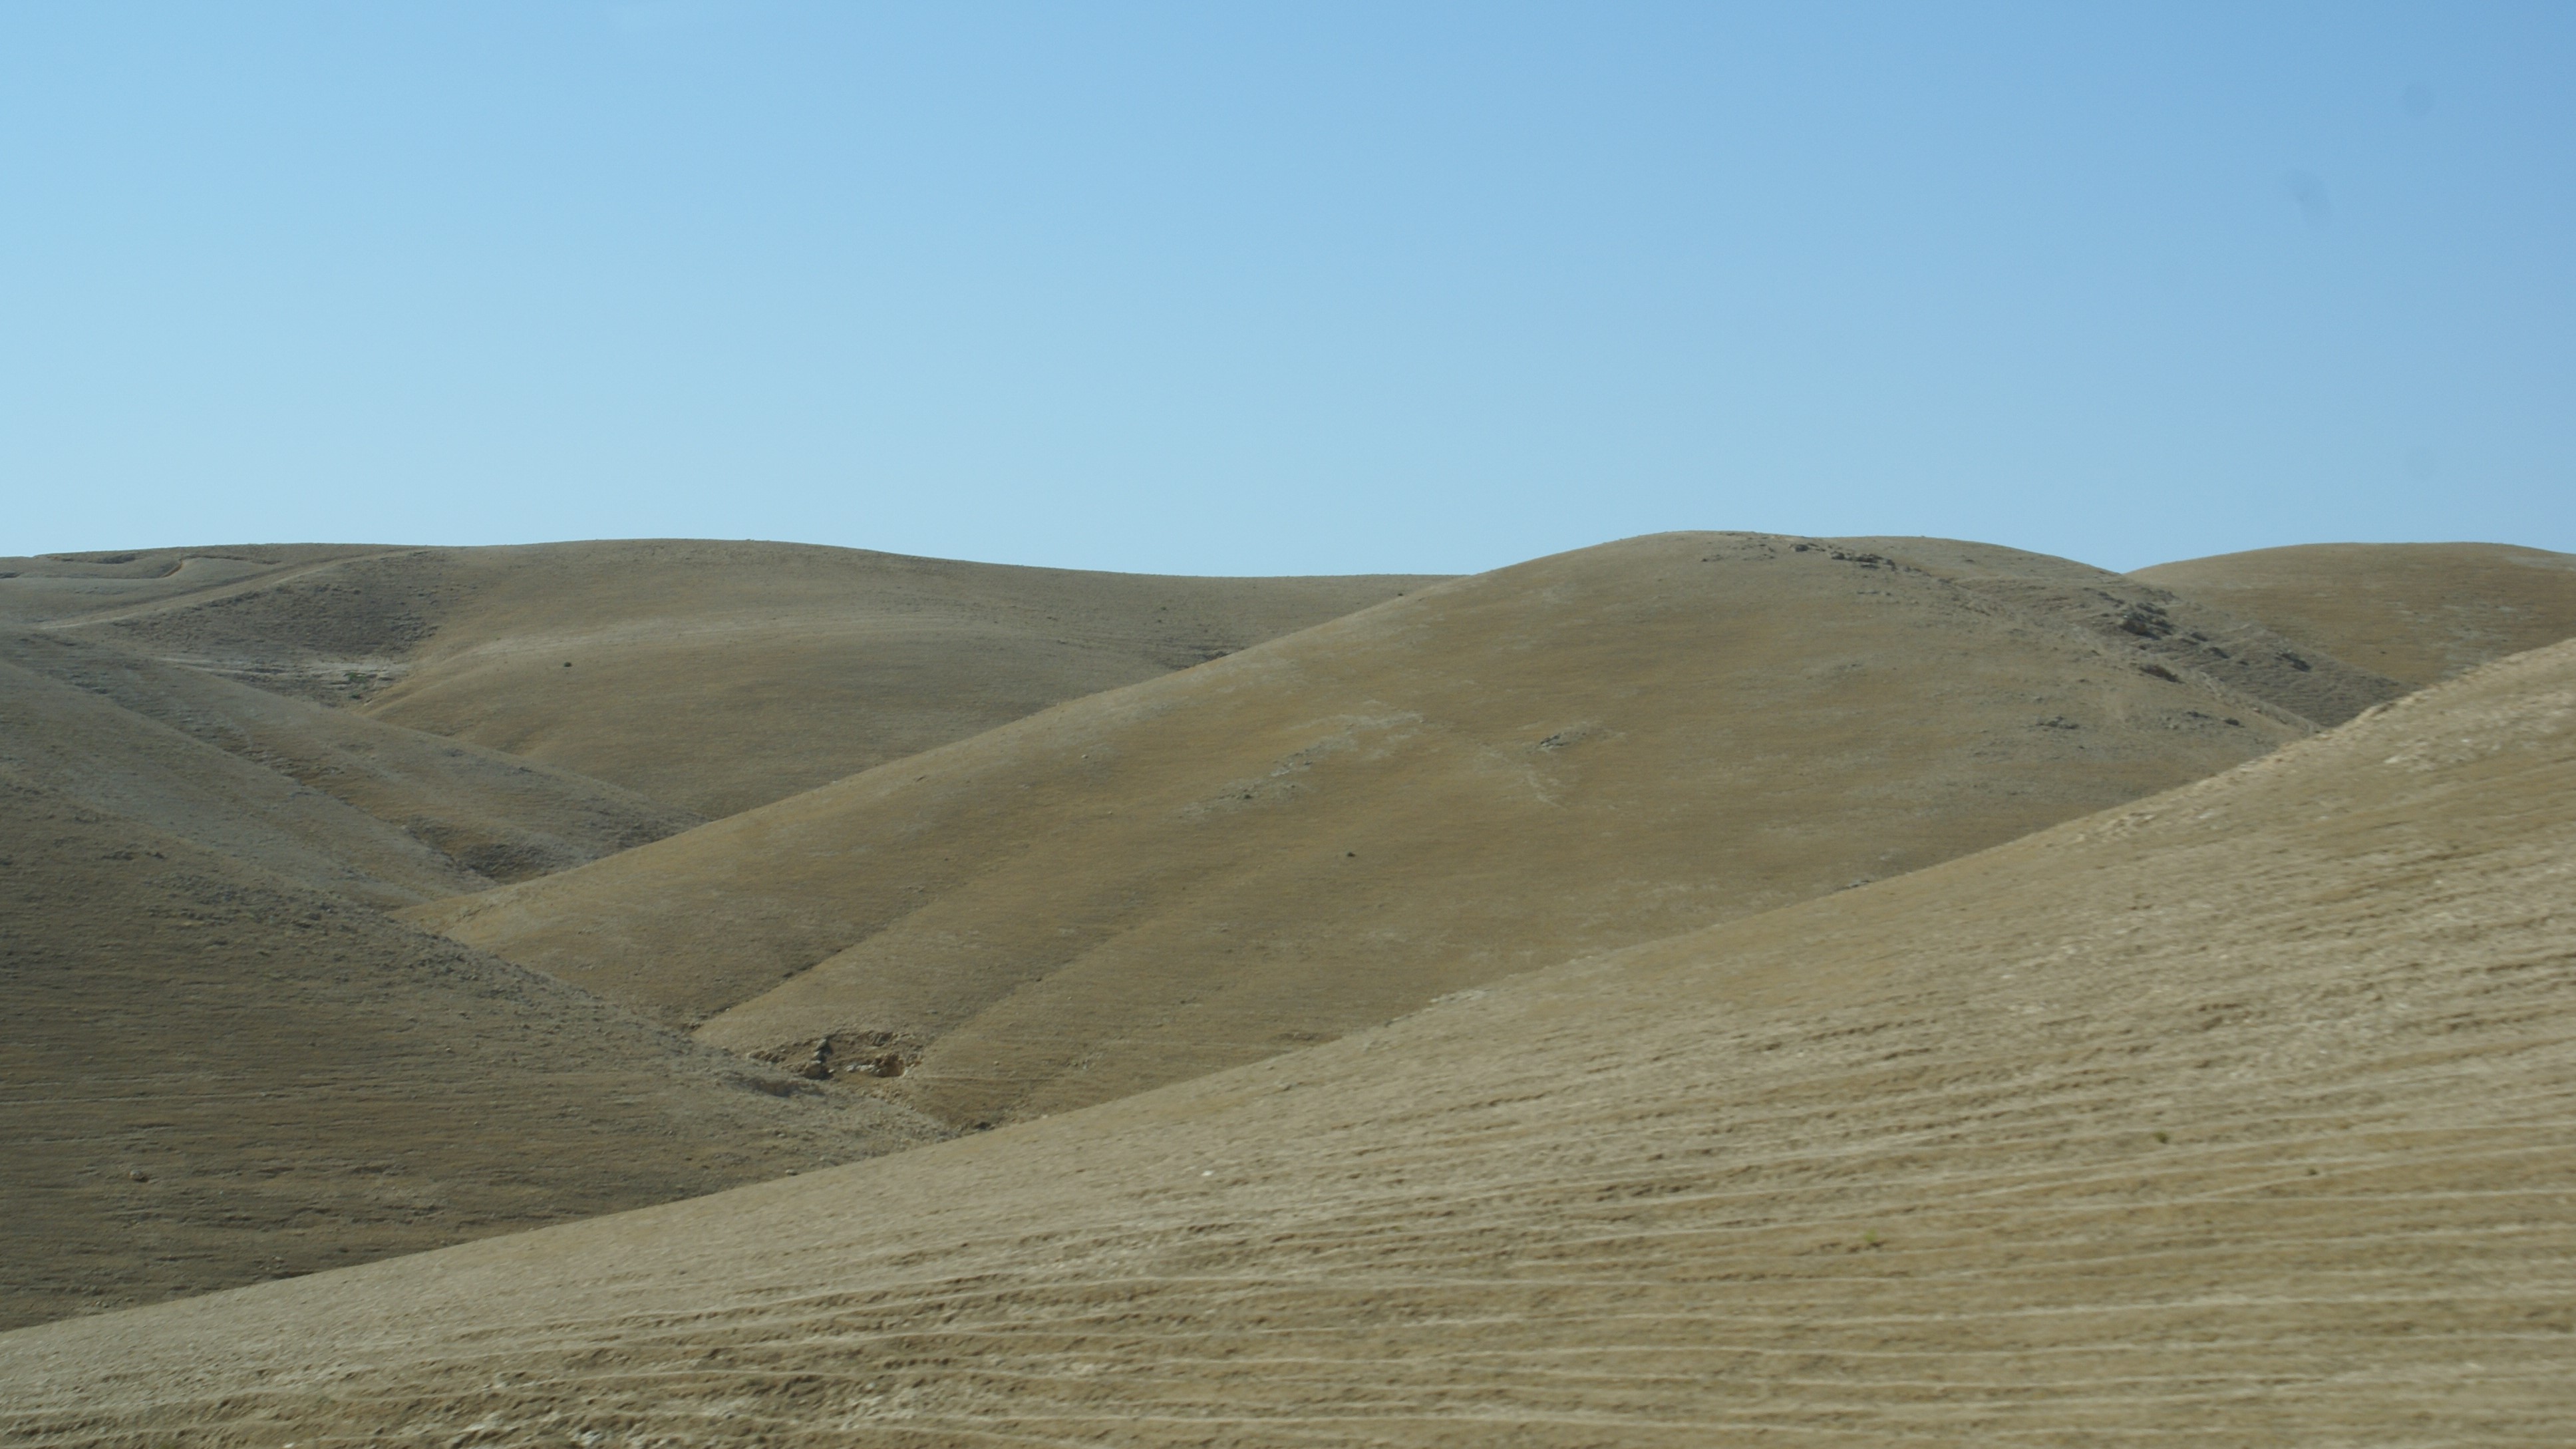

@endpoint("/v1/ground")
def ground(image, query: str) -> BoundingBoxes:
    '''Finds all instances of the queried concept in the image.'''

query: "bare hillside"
[0,546,397,630]
[0,773,941,1332]
[1854,536,2408,724]
[22,540,1439,817]
[10,626,2566,1443]
[1,630,700,890]
[413,532,2392,1131]
[2136,541,2576,688]
[0,647,487,907]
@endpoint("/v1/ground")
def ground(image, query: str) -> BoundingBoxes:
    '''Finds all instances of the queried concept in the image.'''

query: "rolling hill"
[21,540,1438,817]
[1,629,700,896]
[9,611,2565,1442]
[0,769,943,1332]
[411,532,2406,1131]
[0,539,1426,1331]
[2136,541,2576,689]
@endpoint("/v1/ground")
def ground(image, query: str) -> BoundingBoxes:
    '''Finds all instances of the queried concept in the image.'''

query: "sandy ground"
[6,633,2566,1446]
[2136,541,2576,689]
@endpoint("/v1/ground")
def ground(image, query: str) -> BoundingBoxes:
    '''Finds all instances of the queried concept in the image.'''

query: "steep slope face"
[2136,541,2576,688]
[40,540,1439,817]
[11,639,2567,1444]
[0,630,701,884]
[416,532,2356,1130]
[0,774,943,1333]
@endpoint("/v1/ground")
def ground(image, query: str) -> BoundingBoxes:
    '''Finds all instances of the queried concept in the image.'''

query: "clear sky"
[4,2,2569,575]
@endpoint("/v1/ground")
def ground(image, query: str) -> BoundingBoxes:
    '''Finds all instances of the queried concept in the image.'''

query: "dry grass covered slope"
[1848,534,2411,726]
[0,546,397,631]
[0,772,942,1333]
[11,631,2569,1445]
[2136,542,2576,689]
[415,532,2392,1131]
[27,540,1438,817]
[0,645,488,909]
[0,629,700,891]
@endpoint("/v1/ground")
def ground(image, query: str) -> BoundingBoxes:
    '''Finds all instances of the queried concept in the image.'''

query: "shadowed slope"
[0,630,700,885]
[10,635,2568,1444]
[33,540,1438,817]
[0,648,486,907]
[2136,542,2576,688]
[0,774,942,1332]
[414,532,2384,1130]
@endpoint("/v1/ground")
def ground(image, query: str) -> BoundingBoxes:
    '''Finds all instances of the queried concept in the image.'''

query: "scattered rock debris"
[765,1032,919,1083]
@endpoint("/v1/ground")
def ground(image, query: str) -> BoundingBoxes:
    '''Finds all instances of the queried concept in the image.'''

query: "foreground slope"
[26,541,1437,816]
[0,774,941,1332]
[2136,541,2576,688]
[416,533,2392,1130]
[11,637,2568,1444]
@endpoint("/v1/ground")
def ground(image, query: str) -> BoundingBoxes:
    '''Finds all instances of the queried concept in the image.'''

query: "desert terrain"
[2,533,2570,1444]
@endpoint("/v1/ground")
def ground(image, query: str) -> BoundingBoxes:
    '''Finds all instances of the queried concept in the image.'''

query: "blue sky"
[4,2,2569,574]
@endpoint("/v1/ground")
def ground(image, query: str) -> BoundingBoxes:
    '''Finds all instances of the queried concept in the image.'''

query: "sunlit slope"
[0,774,941,1333]
[43,540,1438,816]
[2136,542,2576,688]
[0,630,699,886]
[418,532,2368,1130]
[13,637,2569,1444]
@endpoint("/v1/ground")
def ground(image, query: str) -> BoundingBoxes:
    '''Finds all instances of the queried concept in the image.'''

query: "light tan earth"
[413,533,2402,1131]
[2136,542,2576,689]
[5,526,2572,1440]
[7,625,2567,1445]
[17,541,1438,818]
